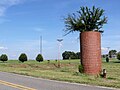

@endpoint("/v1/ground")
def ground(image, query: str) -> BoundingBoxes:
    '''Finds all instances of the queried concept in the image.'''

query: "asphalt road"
[0,72,118,90]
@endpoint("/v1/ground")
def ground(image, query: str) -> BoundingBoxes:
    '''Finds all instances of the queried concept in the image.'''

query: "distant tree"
[62,51,71,60]
[109,50,117,58]
[106,57,109,62]
[36,54,43,62]
[62,51,77,60]
[117,52,120,60]
[102,54,107,58]
[76,52,81,59]
[70,52,77,59]
[0,54,8,62]
[19,53,27,63]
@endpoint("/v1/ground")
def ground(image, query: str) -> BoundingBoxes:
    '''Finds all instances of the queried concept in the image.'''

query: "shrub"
[36,54,43,62]
[106,57,109,62]
[0,54,8,62]
[47,60,50,64]
[117,52,120,60]
[78,65,83,73]
[19,53,27,63]
[55,60,57,62]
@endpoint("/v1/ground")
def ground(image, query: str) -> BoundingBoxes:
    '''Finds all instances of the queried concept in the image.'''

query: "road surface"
[0,72,118,90]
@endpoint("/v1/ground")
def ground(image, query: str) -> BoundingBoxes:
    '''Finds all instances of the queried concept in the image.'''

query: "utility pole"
[40,36,42,55]
[57,38,63,68]
[107,47,110,58]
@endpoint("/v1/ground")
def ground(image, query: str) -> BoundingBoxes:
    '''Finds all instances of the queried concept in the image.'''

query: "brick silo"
[80,31,101,75]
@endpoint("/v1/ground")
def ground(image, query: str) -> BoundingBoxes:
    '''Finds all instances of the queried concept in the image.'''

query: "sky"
[0,0,120,60]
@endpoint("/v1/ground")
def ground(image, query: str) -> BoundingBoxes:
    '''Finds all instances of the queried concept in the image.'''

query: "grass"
[0,59,120,88]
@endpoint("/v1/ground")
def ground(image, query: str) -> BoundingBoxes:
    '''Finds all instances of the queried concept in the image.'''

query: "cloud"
[34,27,43,32]
[101,47,108,51]
[101,47,109,54]
[0,0,25,16]
[0,46,8,50]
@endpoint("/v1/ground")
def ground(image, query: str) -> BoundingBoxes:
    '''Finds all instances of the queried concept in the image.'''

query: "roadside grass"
[0,59,120,88]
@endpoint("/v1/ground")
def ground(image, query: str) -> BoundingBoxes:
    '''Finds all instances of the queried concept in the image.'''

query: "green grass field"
[0,59,120,88]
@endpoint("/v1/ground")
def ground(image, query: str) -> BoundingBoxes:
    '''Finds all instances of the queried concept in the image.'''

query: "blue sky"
[0,0,120,60]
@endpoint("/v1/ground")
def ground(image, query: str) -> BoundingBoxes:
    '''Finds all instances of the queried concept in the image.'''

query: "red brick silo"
[80,31,101,75]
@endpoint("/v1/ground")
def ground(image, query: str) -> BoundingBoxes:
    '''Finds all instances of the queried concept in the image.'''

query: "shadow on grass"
[113,61,120,63]
[0,61,8,63]
[53,63,59,68]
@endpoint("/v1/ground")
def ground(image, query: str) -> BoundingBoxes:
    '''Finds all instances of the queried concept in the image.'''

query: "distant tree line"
[102,50,117,58]
[102,49,120,61]
[0,53,44,63]
[62,51,80,60]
